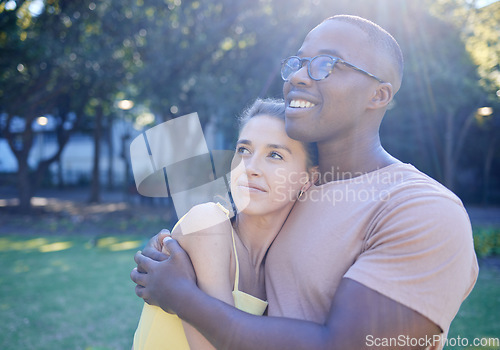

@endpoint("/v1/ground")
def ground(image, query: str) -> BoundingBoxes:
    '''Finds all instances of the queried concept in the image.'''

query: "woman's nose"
[244,156,263,177]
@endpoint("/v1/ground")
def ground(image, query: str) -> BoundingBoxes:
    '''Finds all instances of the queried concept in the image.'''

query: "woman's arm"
[170,203,235,350]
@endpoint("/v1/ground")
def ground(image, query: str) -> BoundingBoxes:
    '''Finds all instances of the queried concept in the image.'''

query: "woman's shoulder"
[187,201,231,220]
[172,202,233,241]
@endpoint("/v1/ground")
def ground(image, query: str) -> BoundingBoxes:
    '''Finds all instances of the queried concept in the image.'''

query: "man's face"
[283,20,382,144]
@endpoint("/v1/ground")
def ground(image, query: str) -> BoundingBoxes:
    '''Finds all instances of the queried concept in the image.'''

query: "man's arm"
[132,239,440,350]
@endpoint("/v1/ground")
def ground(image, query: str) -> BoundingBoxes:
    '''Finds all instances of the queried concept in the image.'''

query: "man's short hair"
[325,15,404,83]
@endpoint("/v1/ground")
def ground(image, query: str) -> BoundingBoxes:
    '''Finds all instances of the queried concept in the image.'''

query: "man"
[131,15,478,349]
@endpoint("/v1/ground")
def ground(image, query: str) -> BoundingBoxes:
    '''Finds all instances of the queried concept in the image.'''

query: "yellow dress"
[133,203,268,349]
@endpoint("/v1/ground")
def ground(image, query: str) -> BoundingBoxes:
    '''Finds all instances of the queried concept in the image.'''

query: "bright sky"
[475,0,499,7]
[6,0,499,16]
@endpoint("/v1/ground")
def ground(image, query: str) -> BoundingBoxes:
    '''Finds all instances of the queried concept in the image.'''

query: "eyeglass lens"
[281,56,336,81]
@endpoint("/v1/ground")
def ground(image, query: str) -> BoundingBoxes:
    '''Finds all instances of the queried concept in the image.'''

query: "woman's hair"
[238,98,318,168]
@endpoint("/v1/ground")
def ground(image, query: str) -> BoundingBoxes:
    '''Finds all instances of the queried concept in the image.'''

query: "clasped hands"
[130,230,197,314]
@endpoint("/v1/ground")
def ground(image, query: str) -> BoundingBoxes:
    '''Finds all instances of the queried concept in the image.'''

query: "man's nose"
[288,63,312,86]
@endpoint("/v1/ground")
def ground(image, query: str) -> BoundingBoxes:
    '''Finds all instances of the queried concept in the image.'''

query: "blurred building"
[0,115,137,187]
[0,112,226,188]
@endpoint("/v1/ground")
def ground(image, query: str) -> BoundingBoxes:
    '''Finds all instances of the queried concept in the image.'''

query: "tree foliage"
[0,0,142,210]
[0,0,498,210]
[422,0,500,201]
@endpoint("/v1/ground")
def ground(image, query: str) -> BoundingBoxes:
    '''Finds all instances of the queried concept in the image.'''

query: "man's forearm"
[168,279,440,350]
[174,286,330,350]
[134,246,440,350]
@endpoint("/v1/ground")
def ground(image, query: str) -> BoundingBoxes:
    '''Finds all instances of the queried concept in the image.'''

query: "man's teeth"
[290,100,316,108]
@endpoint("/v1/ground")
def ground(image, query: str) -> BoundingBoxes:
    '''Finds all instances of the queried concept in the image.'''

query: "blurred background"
[0,0,499,349]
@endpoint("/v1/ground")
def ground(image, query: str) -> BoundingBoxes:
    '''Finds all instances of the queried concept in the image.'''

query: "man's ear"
[367,83,393,109]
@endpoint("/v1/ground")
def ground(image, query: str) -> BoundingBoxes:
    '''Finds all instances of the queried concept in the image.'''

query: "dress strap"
[214,202,230,217]
[214,202,241,292]
[230,219,241,293]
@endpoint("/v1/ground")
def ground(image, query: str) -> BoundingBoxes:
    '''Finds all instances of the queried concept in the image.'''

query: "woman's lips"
[238,182,267,193]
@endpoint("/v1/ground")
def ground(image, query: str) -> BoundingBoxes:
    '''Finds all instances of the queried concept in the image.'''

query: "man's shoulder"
[368,164,473,241]
[382,163,464,207]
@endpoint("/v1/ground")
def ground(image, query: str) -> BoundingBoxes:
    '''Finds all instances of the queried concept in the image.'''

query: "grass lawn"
[447,257,500,349]
[0,235,499,350]
[0,236,147,350]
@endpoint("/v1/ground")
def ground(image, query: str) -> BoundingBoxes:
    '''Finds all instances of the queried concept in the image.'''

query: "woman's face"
[230,114,310,216]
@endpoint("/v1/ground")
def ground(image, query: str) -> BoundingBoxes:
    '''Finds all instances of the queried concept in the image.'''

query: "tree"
[0,0,142,211]
[368,0,486,193]
[461,1,500,203]
[426,0,500,198]
[2,0,497,209]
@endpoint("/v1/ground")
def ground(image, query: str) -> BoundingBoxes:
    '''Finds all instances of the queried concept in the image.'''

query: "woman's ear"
[309,166,320,186]
[367,82,393,110]
[298,167,319,199]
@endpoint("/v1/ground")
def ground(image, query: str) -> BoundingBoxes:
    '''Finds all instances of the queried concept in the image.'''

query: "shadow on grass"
[0,235,498,350]
[0,236,148,350]
[0,191,177,237]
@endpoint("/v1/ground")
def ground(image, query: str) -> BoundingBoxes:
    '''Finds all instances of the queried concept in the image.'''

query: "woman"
[133,98,318,349]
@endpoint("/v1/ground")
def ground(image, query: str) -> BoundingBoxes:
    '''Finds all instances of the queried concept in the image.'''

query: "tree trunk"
[445,108,481,193]
[17,161,33,213]
[7,114,36,213]
[443,110,455,190]
[106,115,114,190]
[89,105,103,203]
[57,159,64,189]
[8,119,72,213]
[120,131,131,199]
[482,135,497,205]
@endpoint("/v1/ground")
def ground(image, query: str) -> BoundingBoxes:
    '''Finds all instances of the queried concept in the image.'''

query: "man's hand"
[138,230,171,269]
[130,237,197,314]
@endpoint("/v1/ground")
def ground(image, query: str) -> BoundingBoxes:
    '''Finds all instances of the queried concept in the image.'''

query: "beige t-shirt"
[266,163,478,348]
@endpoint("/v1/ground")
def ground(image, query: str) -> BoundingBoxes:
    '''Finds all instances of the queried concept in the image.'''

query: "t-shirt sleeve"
[343,191,479,333]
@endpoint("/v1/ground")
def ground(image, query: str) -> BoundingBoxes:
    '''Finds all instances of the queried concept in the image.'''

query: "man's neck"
[316,136,400,184]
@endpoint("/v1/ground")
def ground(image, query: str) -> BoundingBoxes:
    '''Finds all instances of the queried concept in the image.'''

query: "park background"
[0,0,499,349]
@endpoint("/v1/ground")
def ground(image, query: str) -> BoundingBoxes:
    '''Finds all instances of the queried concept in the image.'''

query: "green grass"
[0,236,147,350]
[473,227,500,258]
[446,258,500,349]
[0,236,499,350]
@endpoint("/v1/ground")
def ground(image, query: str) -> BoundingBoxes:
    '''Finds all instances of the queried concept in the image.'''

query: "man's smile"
[289,99,316,108]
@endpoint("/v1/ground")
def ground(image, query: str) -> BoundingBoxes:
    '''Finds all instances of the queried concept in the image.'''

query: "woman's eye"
[269,151,283,160]
[236,146,250,155]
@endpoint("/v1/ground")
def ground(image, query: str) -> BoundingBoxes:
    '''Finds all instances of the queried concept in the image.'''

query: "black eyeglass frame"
[281,55,385,83]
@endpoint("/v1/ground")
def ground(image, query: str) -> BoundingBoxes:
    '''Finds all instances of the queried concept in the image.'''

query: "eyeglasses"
[281,55,385,83]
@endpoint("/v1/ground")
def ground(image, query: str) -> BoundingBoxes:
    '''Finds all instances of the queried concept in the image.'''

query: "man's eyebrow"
[296,49,344,59]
